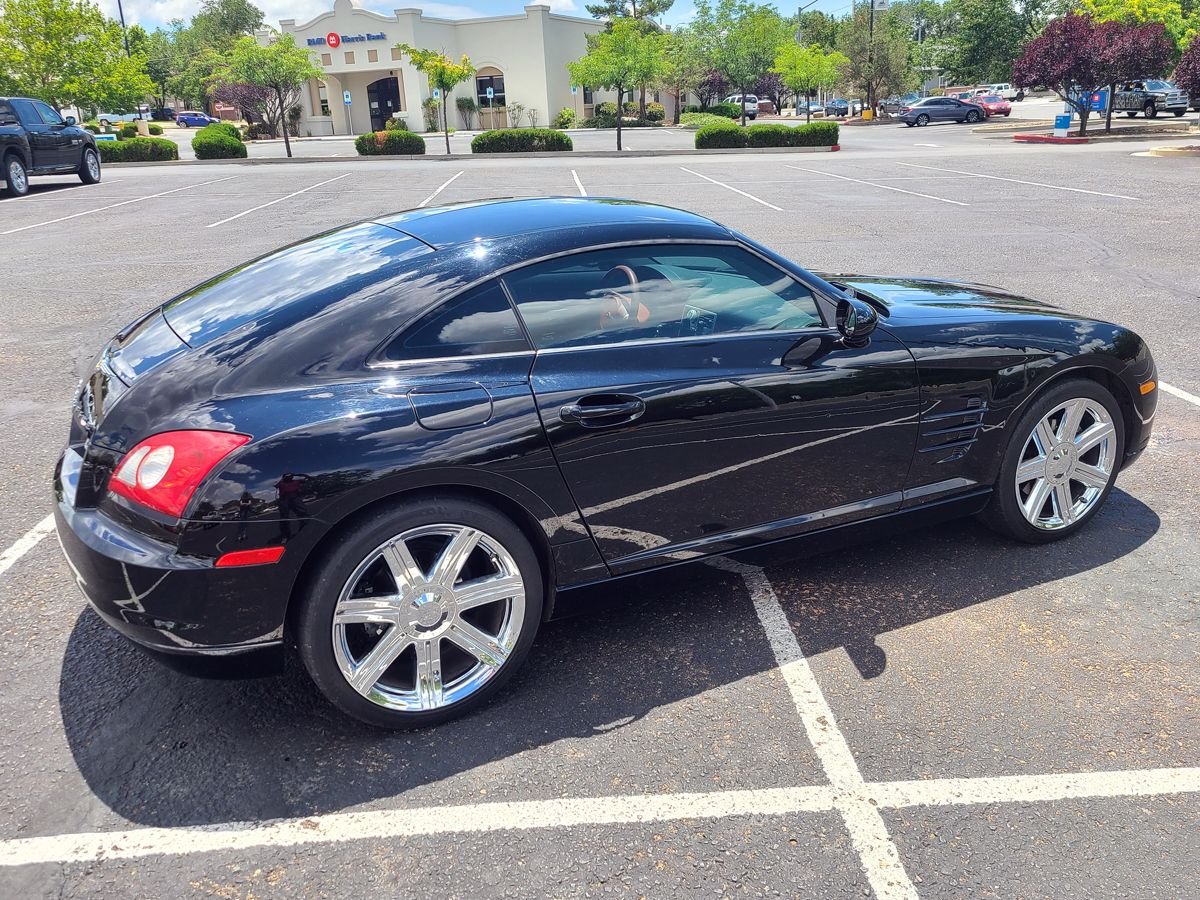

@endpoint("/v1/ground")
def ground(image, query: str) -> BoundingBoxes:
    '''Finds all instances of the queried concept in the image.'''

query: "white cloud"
[546,0,580,12]
[96,0,199,28]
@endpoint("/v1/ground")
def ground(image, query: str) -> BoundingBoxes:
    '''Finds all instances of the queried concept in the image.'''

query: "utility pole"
[867,0,875,112]
[116,0,131,58]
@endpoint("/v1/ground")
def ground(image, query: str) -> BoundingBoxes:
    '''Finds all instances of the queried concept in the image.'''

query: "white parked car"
[722,94,759,120]
[983,83,1024,101]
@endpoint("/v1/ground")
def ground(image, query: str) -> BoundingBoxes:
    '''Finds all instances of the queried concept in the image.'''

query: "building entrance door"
[367,77,401,130]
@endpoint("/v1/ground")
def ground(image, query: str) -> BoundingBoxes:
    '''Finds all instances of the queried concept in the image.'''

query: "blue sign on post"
[433,88,441,100]
[486,87,494,99]
[1089,90,1107,112]
[570,86,578,95]
[343,89,352,106]
[1054,113,1072,137]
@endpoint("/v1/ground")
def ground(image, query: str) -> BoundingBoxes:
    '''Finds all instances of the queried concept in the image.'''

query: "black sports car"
[54,198,1157,728]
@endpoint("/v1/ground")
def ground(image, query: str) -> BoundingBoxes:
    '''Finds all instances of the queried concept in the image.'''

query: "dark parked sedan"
[54,198,1157,728]
[899,96,986,126]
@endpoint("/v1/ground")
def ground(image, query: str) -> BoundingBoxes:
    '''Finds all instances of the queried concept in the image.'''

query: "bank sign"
[308,31,387,48]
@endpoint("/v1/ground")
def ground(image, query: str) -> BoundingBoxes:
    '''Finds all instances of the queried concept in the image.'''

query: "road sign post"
[344,89,352,134]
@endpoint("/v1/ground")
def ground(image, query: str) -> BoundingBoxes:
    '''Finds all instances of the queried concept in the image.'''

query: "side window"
[503,244,822,351]
[10,99,41,125]
[381,280,531,361]
[33,101,63,125]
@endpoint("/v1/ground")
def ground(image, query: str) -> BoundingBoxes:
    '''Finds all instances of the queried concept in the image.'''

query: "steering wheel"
[598,265,642,327]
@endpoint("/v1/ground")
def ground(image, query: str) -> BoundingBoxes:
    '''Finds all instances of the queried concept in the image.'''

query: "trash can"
[862,108,874,121]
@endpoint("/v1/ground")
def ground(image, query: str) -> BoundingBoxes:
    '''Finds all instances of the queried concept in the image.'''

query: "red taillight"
[215,546,286,567]
[108,430,250,518]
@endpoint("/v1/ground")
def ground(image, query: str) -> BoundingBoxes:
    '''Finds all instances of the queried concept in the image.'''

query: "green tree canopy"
[694,0,791,124]
[225,33,320,157]
[773,44,849,120]
[0,0,153,110]
[568,18,664,149]
[658,26,712,124]
[394,45,475,154]
[837,6,916,104]
[1081,0,1198,52]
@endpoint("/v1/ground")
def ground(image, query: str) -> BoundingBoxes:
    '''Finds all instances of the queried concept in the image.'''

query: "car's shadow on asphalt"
[58,488,1158,828]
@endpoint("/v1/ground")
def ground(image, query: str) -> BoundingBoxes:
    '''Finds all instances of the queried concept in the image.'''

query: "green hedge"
[83,122,100,134]
[694,120,840,150]
[645,101,665,122]
[96,137,179,162]
[354,129,427,155]
[471,128,572,153]
[710,102,742,119]
[681,112,736,129]
[148,123,163,136]
[193,124,247,159]
[118,122,138,139]
[383,116,409,131]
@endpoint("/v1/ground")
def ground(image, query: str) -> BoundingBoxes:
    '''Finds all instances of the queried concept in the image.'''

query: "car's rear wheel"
[4,154,29,197]
[966,110,981,123]
[79,147,101,185]
[916,113,930,126]
[1173,109,1185,117]
[982,378,1124,544]
[295,495,543,728]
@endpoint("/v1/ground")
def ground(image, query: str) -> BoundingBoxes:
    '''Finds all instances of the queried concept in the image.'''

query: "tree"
[753,71,789,114]
[773,44,849,121]
[568,18,664,149]
[837,7,915,106]
[1174,33,1200,120]
[224,33,320,157]
[144,29,177,110]
[172,46,227,109]
[696,70,729,107]
[658,26,711,123]
[192,0,265,49]
[585,0,675,117]
[695,0,791,125]
[1012,13,1116,135]
[1081,0,1198,52]
[1102,21,1176,128]
[0,0,153,110]
[938,0,1028,84]
[394,45,475,155]
[796,10,841,51]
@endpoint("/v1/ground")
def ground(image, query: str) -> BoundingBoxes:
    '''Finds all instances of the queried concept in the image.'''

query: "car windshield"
[1147,81,1172,90]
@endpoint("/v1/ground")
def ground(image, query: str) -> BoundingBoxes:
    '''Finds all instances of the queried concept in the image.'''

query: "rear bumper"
[53,448,291,663]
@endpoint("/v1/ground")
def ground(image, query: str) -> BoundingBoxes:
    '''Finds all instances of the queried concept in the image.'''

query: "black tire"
[295,495,544,729]
[3,153,29,197]
[1144,102,1157,118]
[98,118,110,127]
[905,121,914,127]
[981,378,1125,544]
[1125,111,1138,118]
[78,147,101,185]
[1173,110,1185,117]
[916,113,930,126]
[966,110,981,123]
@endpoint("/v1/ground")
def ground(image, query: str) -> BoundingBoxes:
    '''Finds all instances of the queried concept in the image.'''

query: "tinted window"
[0,100,13,120]
[10,99,40,125]
[33,101,63,125]
[503,245,821,350]
[382,280,530,361]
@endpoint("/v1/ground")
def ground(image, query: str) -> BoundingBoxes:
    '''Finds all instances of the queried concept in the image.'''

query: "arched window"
[475,66,505,110]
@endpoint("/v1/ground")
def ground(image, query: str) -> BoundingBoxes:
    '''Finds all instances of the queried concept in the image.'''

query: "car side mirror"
[836,297,878,346]
[64,116,76,126]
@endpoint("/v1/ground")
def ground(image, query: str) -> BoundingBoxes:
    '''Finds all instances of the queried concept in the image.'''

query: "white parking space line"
[0,515,55,579]
[571,169,587,196]
[1160,381,1200,408]
[0,182,114,204]
[1,786,839,867]
[715,559,919,900]
[786,165,968,207]
[896,162,1143,201]
[679,166,784,211]
[206,173,351,227]
[417,170,464,207]
[2,176,239,235]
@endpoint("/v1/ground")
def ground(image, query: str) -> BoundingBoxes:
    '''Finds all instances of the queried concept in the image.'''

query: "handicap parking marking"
[2,176,240,235]
[895,161,1143,201]
[786,164,969,207]
[679,166,784,211]
[206,173,351,227]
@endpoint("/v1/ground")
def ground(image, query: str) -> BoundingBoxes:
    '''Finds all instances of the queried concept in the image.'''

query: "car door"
[32,101,78,168]
[504,243,920,573]
[10,99,60,171]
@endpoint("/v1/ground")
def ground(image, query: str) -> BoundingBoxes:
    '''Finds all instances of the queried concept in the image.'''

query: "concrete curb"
[104,145,841,167]
[1145,145,1200,157]
[1013,134,1090,144]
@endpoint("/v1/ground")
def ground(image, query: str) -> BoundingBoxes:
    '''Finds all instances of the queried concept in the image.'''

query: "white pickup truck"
[983,83,1024,101]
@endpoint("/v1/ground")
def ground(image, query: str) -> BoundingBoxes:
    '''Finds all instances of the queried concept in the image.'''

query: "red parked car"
[975,94,1012,117]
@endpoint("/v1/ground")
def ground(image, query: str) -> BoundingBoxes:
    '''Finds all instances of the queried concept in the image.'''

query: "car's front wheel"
[79,147,101,185]
[982,378,1124,544]
[4,153,29,197]
[295,495,543,728]
[966,110,981,123]
[1144,102,1157,118]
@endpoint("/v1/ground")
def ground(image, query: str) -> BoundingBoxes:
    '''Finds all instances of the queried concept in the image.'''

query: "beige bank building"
[265,0,613,135]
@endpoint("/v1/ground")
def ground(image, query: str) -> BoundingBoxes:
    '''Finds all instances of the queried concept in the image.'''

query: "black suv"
[1,97,100,197]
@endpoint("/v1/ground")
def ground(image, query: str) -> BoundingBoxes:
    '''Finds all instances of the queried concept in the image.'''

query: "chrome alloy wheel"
[86,151,101,181]
[7,158,27,193]
[332,524,526,712]
[1014,397,1117,530]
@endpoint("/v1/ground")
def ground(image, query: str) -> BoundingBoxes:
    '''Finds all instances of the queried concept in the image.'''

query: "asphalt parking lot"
[1,135,1198,898]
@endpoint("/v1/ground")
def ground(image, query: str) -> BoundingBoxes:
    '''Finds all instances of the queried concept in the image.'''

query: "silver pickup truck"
[1114,80,1190,117]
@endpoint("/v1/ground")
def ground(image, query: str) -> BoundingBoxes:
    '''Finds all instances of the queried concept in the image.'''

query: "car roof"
[374,197,730,251]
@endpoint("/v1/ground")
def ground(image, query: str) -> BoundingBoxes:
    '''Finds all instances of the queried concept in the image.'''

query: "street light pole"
[867,0,875,113]
[116,0,131,58]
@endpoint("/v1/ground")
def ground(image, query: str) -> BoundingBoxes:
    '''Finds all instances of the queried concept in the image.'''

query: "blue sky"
[95,0,855,37]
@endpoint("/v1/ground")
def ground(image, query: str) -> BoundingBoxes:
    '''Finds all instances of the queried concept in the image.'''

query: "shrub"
[83,121,100,134]
[96,137,179,163]
[118,122,138,139]
[682,104,703,114]
[384,116,408,131]
[455,96,477,129]
[422,96,440,131]
[507,101,526,128]
[595,101,618,118]
[622,100,639,116]
[710,102,742,119]
[193,124,248,159]
[246,121,274,140]
[645,101,665,122]
[553,107,577,129]
[681,112,735,129]
[694,120,746,148]
[790,120,839,146]
[470,127,572,153]
[745,123,793,147]
[354,129,427,155]
[147,123,163,135]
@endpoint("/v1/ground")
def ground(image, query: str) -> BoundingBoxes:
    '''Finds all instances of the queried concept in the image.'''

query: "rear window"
[381,280,530,361]
[162,222,432,347]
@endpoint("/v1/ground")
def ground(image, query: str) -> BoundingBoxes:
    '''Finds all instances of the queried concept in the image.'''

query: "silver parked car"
[898,96,986,127]
[721,94,759,120]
